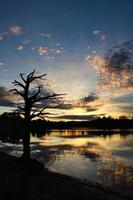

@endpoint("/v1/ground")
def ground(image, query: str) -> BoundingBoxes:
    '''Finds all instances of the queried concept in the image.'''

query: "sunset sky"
[0,0,133,120]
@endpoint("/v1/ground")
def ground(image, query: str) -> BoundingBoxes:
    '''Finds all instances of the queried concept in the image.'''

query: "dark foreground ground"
[0,153,132,200]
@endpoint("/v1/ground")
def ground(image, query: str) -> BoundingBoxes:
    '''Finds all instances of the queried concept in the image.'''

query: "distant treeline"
[0,112,47,143]
[0,112,133,143]
[44,117,133,129]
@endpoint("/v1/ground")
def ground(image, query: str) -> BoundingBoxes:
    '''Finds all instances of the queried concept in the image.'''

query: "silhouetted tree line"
[0,112,24,143]
[0,112,132,145]
[88,116,133,129]
[42,116,133,129]
[0,112,48,144]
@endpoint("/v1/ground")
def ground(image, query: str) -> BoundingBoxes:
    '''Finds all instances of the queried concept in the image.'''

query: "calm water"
[1,128,133,197]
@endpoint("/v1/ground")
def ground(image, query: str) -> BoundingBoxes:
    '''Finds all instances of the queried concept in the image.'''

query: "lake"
[1,128,133,197]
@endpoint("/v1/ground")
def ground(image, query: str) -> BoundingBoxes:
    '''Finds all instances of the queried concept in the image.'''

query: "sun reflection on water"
[37,129,133,197]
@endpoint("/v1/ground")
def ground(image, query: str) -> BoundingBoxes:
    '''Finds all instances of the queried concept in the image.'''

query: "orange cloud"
[38,47,47,56]
[10,25,22,35]
[87,40,133,91]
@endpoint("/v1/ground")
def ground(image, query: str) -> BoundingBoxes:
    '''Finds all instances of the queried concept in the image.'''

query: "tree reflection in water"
[0,126,133,197]
[97,159,133,196]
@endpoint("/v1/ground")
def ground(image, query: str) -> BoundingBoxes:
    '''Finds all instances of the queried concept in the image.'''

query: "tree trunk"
[22,120,30,160]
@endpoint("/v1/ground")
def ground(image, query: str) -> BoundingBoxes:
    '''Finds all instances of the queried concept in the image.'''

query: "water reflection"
[97,159,133,196]
[37,129,133,197]
[0,128,133,197]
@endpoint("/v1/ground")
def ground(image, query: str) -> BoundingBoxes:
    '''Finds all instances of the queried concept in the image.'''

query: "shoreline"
[0,152,132,200]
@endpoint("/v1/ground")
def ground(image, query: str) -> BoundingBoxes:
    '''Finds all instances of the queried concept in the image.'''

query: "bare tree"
[11,70,63,160]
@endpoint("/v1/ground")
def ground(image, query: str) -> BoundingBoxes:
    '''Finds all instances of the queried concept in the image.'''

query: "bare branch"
[11,71,65,122]
[39,112,54,115]
[30,106,56,119]
[36,116,44,120]
[10,89,24,97]
[32,93,65,104]
[29,85,42,100]
[42,103,63,109]
[30,103,63,119]
[17,106,25,111]
[34,107,45,115]
[20,73,26,83]
[27,70,35,80]
[26,70,46,83]
[31,73,47,81]
[31,108,44,116]
[31,112,53,120]
[30,107,46,119]
[12,80,25,89]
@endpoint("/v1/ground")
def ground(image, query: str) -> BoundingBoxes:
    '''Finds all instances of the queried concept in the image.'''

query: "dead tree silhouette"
[11,70,63,159]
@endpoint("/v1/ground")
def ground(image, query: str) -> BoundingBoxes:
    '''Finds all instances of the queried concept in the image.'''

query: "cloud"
[0,32,8,40]
[111,92,133,104]
[0,62,4,66]
[50,47,63,55]
[110,92,133,114]
[55,43,60,46]
[101,34,107,43]
[40,32,52,38]
[0,62,8,72]
[48,114,103,121]
[75,103,99,113]
[106,41,133,69]
[22,39,31,44]
[37,44,63,57]
[118,104,133,113]
[0,87,16,107]
[81,93,99,103]
[55,49,62,54]
[31,86,98,112]
[38,98,73,111]
[34,98,74,110]
[16,45,24,51]
[84,106,98,112]
[46,55,54,60]
[93,30,107,44]
[38,47,47,56]
[88,40,133,90]
[93,30,101,35]
[44,93,100,112]
[71,93,100,113]
[32,47,36,51]
[0,83,73,111]
[10,25,22,35]
[0,34,4,40]
[84,55,91,62]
